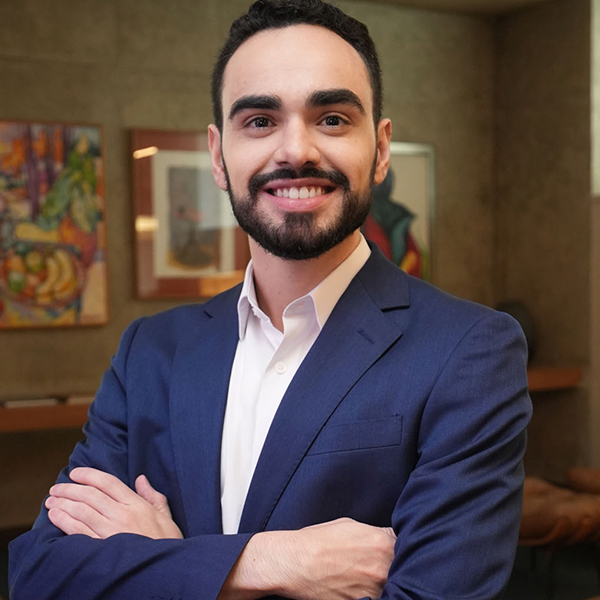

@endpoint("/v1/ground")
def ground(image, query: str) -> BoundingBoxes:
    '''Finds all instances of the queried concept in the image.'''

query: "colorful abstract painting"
[0,122,108,328]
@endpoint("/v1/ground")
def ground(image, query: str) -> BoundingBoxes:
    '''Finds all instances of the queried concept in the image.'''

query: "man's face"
[209,24,391,260]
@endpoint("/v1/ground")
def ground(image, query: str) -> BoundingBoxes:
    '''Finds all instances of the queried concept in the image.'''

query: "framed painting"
[131,129,250,299]
[362,141,435,281]
[0,121,108,329]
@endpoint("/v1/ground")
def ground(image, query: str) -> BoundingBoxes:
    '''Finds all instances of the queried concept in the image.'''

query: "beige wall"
[0,0,496,528]
[495,0,592,479]
[0,0,495,400]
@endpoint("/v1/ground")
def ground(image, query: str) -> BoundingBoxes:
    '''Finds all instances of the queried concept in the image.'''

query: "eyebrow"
[228,95,283,121]
[228,88,366,122]
[307,89,366,115]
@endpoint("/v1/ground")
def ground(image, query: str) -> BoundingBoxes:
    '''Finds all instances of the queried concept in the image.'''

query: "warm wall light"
[135,216,158,232]
[133,146,159,159]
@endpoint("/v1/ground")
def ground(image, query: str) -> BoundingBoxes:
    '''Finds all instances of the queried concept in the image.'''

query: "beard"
[222,161,375,261]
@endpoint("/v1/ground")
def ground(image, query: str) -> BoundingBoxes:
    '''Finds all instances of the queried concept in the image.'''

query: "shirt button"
[275,361,287,374]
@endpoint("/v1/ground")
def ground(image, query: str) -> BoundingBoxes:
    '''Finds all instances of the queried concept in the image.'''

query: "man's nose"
[273,119,321,168]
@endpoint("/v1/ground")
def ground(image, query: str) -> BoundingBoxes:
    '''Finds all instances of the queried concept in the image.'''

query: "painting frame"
[363,141,436,282]
[0,119,109,330]
[131,129,250,300]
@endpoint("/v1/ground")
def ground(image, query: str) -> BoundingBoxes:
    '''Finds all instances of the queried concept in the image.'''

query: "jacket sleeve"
[8,317,252,600]
[380,311,532,600]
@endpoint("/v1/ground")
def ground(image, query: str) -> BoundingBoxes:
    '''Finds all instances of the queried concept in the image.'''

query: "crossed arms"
[45,466,396,599]
[9,308,531,600]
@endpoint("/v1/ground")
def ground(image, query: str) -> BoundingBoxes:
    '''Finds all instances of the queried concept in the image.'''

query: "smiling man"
[212,24,385,268]
[9,1,531,599]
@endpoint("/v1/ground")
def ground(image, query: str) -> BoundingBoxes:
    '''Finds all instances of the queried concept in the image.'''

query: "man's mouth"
[266,185,334,199]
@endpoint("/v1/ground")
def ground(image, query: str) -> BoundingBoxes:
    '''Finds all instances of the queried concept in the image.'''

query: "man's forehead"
[221,24,373,111]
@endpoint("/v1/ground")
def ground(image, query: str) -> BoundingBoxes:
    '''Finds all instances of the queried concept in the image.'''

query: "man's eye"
[323,115,345,127]
[249,117,271,128]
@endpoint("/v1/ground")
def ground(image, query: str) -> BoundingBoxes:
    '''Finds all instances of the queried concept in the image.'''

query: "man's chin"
[253,235,339,261]
[249,225,356,261]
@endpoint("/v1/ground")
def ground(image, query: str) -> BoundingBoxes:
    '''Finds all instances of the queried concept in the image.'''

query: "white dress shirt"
[220,235,371,534]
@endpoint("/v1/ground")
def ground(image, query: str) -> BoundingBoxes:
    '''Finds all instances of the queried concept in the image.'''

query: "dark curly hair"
[211,0,383,130]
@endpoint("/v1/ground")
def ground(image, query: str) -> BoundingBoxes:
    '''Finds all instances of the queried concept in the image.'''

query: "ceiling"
[366,0,552,16]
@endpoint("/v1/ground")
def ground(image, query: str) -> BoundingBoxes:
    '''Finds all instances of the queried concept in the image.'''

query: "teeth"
[271,186,328,198]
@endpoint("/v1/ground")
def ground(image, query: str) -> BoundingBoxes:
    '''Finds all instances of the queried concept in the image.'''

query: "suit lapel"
[169,288,241,535]
[238,250,408,533]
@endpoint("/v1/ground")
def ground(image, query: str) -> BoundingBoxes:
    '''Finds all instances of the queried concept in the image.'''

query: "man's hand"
[296,518,396,599]
[45,467,183,540]
[220,517,396,600]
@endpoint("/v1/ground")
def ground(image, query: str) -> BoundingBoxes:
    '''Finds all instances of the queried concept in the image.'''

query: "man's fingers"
[47,506,101,538]
[69,467,134,504]
[45,496,108,537]
[134,475,171,515]
[45,469,182,541]
[49,482,118,518]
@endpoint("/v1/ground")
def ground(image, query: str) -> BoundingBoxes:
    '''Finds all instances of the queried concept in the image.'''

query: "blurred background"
[0,0,598,597]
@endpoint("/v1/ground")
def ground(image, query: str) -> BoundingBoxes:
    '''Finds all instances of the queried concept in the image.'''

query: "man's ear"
[373,118,392,186]
[208,124,228,191]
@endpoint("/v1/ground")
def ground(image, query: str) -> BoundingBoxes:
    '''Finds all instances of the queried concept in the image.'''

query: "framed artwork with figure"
[0,120,108,329]
[362,141,435,281]
[131,129,250,299]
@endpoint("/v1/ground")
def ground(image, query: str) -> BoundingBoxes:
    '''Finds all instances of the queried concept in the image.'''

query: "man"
[9,1,532,598]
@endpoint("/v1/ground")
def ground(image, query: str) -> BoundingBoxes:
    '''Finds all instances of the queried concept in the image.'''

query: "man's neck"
[249,231,361,332]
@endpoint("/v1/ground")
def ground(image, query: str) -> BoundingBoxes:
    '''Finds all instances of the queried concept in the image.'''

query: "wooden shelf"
[527,367,583,392]
[0,403,90,434]
[0,367,583,434]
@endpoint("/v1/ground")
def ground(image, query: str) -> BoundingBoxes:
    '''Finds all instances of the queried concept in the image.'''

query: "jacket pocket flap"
[307,415,403,455]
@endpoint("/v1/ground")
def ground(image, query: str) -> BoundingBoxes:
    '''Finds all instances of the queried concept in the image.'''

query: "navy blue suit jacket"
[9,247,532,599]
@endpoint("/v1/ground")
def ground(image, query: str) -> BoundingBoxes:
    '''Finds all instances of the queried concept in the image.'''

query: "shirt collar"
[237,261,260,340]
[237,234,371,340]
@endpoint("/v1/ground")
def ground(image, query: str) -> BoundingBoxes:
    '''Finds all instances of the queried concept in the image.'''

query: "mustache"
[248,167,350,198]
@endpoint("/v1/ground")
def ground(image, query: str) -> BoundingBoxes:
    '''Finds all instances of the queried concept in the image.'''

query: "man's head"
[208,1,391,261]
[211,0,383,131]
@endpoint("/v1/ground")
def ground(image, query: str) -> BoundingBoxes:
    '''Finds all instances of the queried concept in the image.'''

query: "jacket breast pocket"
[306,414,403,456]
